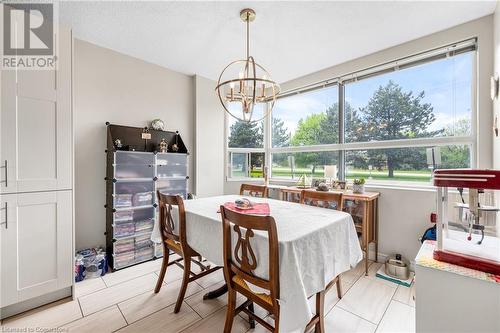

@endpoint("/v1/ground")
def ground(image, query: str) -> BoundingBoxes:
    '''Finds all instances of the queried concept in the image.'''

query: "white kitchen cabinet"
[0,20,74,318]
[0,191,73,308]
[0,27,72,194]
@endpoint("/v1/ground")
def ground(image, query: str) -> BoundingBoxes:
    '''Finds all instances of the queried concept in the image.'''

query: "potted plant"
[352,178,366,194]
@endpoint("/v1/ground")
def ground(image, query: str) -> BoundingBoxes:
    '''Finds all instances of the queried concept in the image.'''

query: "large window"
[345,53,472,143]
[272,85,339,147]
[227,40,476,185]
[227,117,265,178]
[345,145,471,183]
[271,151,339,180]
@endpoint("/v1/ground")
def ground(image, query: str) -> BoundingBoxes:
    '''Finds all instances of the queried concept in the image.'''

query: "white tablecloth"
[168,195,363,332]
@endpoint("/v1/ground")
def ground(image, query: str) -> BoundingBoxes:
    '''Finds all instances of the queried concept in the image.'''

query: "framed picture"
[312,178,326,188]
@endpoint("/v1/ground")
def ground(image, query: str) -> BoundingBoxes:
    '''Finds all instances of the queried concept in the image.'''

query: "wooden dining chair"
[220,206,341,333]
[240,183,269,198]
[155,192,221,313]
[300,189,344,211]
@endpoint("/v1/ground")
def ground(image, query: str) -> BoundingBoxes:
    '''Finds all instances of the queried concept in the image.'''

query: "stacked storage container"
[106,150,188,270]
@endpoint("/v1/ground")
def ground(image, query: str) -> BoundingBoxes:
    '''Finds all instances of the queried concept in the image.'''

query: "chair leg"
[315,291,325,333]
[154,245,170,293]
[336,275,342,299]
[248,302,256,329]
[224,289,237,333]
[174,254,191,313]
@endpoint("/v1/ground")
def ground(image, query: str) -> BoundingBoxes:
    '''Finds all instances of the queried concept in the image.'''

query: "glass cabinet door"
[114,151,155,179]
[156,153,188,178]
[157,179,188,199]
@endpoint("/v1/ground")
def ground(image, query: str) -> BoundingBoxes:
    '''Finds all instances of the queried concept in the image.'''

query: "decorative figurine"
[159,138,167,153]
[114,138,123,149]
[150,119,165,131]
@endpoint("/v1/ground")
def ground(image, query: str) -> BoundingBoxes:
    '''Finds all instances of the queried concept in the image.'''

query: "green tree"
[272,117,290,147]
[289,103,358,174]
[228,120,263,148]
[290,113,325,173]
[319,102,360,143]
[359,81,440,177]
[228,120,264,176]
[440,117,471,168]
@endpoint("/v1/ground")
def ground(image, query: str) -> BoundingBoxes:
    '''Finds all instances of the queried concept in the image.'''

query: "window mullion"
[338,82,346,181]
[264,103,271,178]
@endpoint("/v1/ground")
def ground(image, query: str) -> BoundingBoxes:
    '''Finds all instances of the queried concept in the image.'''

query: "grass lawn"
[244,167,432,182]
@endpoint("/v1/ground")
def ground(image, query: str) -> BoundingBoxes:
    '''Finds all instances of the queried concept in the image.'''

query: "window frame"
[225,38,478,186]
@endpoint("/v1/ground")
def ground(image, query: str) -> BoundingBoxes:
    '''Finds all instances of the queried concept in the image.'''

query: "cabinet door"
[0,191,73,307]
[0,27,72,194]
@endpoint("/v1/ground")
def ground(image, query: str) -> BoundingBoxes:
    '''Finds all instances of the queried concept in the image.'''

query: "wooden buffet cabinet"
[271,186,380,275]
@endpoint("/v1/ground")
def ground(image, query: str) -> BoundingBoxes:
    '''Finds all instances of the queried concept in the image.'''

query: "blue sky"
[272,53,473,138]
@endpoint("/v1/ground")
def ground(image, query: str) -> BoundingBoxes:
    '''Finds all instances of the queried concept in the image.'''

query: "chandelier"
[215,8,280,123]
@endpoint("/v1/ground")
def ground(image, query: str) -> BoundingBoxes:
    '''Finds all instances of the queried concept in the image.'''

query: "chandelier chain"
[246,11,250,60]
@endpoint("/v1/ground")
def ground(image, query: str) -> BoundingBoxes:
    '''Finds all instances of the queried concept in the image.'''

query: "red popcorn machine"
[433,169,500,275]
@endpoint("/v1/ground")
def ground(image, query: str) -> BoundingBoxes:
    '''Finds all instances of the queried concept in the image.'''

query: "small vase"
[353,184,365,194]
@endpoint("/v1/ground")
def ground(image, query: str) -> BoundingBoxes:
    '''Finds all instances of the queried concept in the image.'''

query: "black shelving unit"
[105,124,189,270]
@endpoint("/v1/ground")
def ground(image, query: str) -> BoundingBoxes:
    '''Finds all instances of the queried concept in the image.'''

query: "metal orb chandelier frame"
[215,8,280,123]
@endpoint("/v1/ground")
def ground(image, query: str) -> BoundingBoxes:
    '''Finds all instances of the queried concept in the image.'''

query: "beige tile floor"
[0,259,416,333]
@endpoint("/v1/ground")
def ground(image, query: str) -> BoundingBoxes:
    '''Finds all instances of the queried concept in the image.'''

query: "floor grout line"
[374,283,399,332]
[79,284,155,317]
[111,304,130,333]
[114,280,207,327]
[183,300,203,319]
[101,275,110,288]
[177,302,213,333]
[335,269,398,327]
[76,297,84,318]
[102,266,161,288]
[391,298,415,308]
[116,303,129,325]
[335,303,381,327]
[56,304,118,329]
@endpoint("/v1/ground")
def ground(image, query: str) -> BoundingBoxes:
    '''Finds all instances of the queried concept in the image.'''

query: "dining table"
[170,195,363,332]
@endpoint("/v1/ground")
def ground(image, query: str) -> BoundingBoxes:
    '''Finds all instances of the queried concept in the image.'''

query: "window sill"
[226,177,264,182]
[267,178,437,192]
[226,177,438,192]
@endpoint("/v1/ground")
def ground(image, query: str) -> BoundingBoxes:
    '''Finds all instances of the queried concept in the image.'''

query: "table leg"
[363,201,369,276]
[203,283,228,300]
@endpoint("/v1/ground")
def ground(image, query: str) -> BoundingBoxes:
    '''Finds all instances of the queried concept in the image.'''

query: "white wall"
[225,15,494,263]
[494,2,500,169]
[194,75,225,197]
[74,39,194,250]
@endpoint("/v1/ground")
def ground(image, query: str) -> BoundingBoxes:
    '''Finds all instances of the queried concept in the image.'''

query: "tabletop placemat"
[222,202,271,215]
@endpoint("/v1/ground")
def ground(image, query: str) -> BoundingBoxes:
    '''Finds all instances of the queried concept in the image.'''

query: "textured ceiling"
[60,1,497,83]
